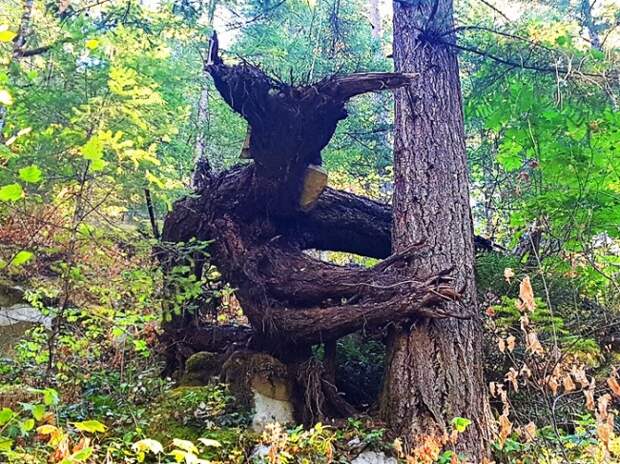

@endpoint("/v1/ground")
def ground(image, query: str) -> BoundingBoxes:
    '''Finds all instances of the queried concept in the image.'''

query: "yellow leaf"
[37,424,59,435]
[132,438,163,455]
[198,438,221,448]
[0,29,16,42]
[85,38,99,49]
[172,438,198,454]
[503,268,515,283]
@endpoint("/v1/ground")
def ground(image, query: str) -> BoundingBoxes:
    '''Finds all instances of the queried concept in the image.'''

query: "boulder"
[180,351,222,386]
[0,304,52,356]
[221,351,295,432]
[351,451,398,464]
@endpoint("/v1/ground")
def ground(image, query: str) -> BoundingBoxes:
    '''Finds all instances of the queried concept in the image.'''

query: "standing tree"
[380,0,492,459]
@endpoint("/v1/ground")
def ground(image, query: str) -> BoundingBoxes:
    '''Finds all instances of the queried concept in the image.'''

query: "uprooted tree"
[159,33,489,427]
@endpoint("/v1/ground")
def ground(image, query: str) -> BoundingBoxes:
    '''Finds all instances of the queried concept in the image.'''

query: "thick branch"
[309,72,418,100]
[261,277,464,345]
[282,187,500,258]
[161,324,254,354]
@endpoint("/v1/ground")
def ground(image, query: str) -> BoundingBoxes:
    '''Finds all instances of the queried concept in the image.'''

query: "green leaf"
[89,157,107,171]
[32,404,46,421]
[9,250,33,267]
[0,89,13,106]
[451,416,472,433]
[0,29,17,42]
[60,447,93,463]
[0,436,13,451]
[73,419,107,433]
[19,165,43,183]
[20,418,35,434]
[0,183,24,201]
[42,388,59,406]
[0,408,14,425]
[81,135,104,161]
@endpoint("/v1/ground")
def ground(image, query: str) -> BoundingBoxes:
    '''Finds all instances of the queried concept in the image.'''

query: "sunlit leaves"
[0,408,14,425]
[85,39,100,50]
[0,26,16,42]
[0,183,24,201]
[132,438,164,455]
[19,165,43,183]
[72,420,107,433]
[80,135,107,171]
[0,89,13,105]
[9,250,33,267]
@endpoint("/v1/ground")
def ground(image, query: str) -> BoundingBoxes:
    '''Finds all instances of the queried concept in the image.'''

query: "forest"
[0,0,619,462]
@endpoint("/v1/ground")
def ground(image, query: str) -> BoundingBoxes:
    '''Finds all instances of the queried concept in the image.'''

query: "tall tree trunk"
[380,0,492,459]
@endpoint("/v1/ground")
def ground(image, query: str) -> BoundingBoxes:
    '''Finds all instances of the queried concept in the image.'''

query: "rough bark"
[380,0,492,459]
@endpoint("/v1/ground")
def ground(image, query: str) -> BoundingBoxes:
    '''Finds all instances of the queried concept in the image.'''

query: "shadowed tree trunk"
[379,0,492,459]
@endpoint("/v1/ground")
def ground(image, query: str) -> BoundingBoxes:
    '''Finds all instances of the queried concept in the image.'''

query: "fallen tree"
[160,33,475,422]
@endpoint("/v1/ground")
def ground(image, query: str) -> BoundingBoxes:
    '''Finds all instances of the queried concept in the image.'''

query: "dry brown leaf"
[504,268,515,283]
[498,338,506,353]
[506,368,519,392]
[563,375,576,393]
[526,332,544,355]
[520,364,532,379]
[547,376,559,396]
[597,423,613,448]
[572,365,590,389]
[521,421,537,443]
[584,388,595,411]
[518,276,536,312]
[520,314,530,332]
[498,414,512,448]
[607,369,620,398]
[597,394,612,421]
[506,335,516,352]
[485,306,496,317]
[393,438,404,458]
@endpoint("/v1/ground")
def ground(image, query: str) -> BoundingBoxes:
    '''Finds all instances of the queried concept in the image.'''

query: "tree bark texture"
[380,0,492,459]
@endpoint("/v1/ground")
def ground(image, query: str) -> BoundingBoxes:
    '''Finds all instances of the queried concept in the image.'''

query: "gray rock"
[0,304,52,356]
[351,451,398,464]
[251,389,294,432]
[0,304,52,329]
[249,444,271,462]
